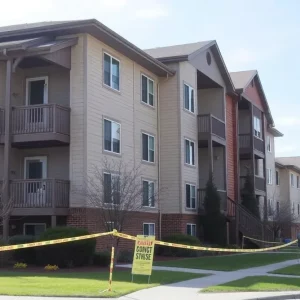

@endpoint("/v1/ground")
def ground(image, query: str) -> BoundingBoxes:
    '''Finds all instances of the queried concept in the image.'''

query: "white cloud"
[135,6,168,19]
[276,117,300,127]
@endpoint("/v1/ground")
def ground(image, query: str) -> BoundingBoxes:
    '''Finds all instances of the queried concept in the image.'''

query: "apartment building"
[0,18,284,245]
[275,157,300,239]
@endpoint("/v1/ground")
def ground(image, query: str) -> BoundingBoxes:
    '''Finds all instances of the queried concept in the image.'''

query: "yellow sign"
[132,235,155,276]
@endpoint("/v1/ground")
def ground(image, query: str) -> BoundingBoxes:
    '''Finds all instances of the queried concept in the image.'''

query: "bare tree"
[0,181,14,241]
[85,159,159,256]
[266,198,298,241]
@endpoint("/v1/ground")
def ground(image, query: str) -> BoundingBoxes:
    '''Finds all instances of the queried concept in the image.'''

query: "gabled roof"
[276,157,300,169]
[0,19,174,77]
[145,40,235,93]
[230,70,274,126]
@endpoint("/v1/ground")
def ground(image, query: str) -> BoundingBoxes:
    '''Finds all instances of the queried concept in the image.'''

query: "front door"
[26,77,49,131]
[24,157,47,207]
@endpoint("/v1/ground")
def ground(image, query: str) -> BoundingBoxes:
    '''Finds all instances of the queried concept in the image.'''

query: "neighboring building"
[0,19,283,246]
[275,157,300,239]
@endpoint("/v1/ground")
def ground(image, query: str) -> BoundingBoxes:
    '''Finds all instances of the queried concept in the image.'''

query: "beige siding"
[85,35,159,211]
[179,61,198,214]
[69,34,87,207]
[266,133,277,202]
[159,62,181,213]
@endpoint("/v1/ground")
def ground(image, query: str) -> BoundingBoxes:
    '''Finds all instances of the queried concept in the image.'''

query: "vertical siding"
[69,34,87,207]
[159,62,181,213]
[179,61,198,213]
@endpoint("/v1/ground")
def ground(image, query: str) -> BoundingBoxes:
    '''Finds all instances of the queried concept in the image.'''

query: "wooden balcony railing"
[198,114,226,140]
[10,179,69,209]
[198,188,227,211]
[0,108,4,135]
[11,104,70,136]
[239,134,251,148]
[240,176,266,192]
[239,134,264,154]
[254,136,265,153]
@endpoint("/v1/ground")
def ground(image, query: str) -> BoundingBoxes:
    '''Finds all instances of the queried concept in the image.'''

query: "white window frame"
[275,170,280,186]
[26,76,49,105]
[185,184,196,209]
[103,172,120,205]
[143,223,155,236]
[142,180,155,208]
[186,223,196,237]
[141,74,154,106]
[103,118,121,154]
[103,52,120,91]
[23,223,46,235]
[267,168,272,185]
[105,221,115,232]
[183,83,195,113]
[185,138,195,166]
[24,156,47,179]
[291,173,295,187]
[267,136,272,152]
[142,133,155,163]
[253,116,261,138]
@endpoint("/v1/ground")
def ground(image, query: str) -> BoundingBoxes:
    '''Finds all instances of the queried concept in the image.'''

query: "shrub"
[93,251,110,267]
[36,227,96,268]
[157,234,201,257]
[117,250,133,263]
[9,235,36,264]
[13,262,27,269]
[44,264,59,271]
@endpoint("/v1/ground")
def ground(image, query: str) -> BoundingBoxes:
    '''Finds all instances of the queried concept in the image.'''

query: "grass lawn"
[0,270,207,298]
[154,253,300,271]
[271,264,300,275]
[202,276,300,292]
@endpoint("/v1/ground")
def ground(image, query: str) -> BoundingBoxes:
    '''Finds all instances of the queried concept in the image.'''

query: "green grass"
[202,276,300,292]
[154,253,300,271]
[271,264,300,275]
[0,270,207,298]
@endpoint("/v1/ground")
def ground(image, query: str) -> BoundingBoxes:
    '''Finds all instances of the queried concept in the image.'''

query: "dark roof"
[145,40,234,93]
[0,19,174,77]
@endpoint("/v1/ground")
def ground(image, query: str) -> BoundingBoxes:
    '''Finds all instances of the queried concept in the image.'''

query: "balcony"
[198,188,227,212]
[240,175,266,194]
[239,134,265,158]
[0,104,70,147]
[0,108,4,143]
[198,114,226,146]
[0,179,70,216]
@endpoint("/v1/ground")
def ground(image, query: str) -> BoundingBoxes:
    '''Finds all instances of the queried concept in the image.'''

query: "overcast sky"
[2,0,299,157]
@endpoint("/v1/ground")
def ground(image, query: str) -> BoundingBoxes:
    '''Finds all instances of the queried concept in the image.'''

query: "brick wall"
[226,95,238,208]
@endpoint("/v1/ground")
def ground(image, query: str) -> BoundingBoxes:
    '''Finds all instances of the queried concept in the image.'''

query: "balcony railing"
[198,188,227,211]
[240,176,266,192]
[11,104,70,136]
[198,114,226,140]
[9,179,70,209]
[239,134,264,154]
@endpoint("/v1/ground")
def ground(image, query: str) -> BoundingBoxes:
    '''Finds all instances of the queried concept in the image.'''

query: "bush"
[157,234,201,257]
[93,251,110,267]
[9,235,36,264]
[117,250,133,263]
[36,227,96,268]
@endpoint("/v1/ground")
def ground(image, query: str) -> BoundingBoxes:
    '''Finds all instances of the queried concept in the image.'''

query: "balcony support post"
[51,216,57,228]
[2,59,12,241]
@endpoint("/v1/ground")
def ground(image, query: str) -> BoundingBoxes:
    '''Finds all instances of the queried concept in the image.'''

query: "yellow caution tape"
[243,236,283,244]
[113,231,298,253]
[0,231,113,252]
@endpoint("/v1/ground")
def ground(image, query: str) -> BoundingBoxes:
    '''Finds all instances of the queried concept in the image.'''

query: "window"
[186,224,196,237]
[297,176,300,189]
[24,223,46,237]
[298,204,300,216]
[253,116,261,138]
[268,199,273,216]
[142,180,155,207]
[291,173,295,187]
[143,223,155,236]
[185,139,195,166]
[267,136,272,152]
[104,173,120,204]
[106,222,115,232]
[104,53,120,91]
[186,184,196,209]
[276,170,280,186]
[141,75,154,106]
[293,202,295,214]
[104,119,120,154]
[183,84,194,113]
[267,169,272,185]
[142,133,155,162]
[276,201,280,215]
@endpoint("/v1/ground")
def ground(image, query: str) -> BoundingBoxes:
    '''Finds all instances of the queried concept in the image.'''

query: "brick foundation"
[67,208,159,251]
